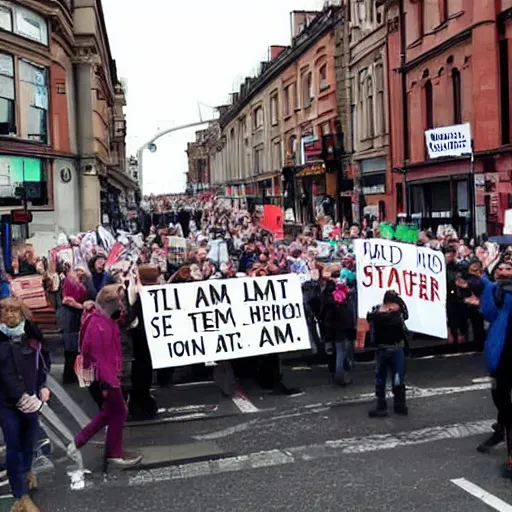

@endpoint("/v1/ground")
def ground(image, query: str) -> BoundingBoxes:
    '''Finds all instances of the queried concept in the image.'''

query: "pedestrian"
[68,285,142,468]
[366,290,409,418]
[60,265,95,384]
[126,265,159,421]
[319,270,356,385]
[470,261,512,467]
[0,297,51,512]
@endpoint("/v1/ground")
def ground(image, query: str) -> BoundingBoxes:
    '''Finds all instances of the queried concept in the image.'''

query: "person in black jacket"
[0,298,51,512]
[126,265,160,421]
[367,290,409,418]
[319,271,356,385]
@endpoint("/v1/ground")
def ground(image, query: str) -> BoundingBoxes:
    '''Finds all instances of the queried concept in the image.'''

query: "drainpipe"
[399,0,410,219]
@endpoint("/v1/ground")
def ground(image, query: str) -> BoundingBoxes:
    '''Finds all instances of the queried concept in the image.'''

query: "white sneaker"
[107,453,142,468]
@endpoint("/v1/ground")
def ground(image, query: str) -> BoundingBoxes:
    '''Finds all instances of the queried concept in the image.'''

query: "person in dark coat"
[366,290,409,418]
[0,298,51,512]
[319,271,356,385]
[125,265,160,421]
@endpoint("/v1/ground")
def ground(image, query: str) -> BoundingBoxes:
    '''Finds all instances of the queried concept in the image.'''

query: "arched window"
[452,68,462,124]
[425,80,433,129]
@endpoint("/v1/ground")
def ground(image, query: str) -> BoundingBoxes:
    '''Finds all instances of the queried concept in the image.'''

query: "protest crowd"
[1,191,512,511]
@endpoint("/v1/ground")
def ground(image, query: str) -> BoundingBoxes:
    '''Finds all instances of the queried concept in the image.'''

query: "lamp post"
[136,119,218,194]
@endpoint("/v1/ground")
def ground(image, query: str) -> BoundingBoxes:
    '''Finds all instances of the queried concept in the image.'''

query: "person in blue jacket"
[471,260,512,474]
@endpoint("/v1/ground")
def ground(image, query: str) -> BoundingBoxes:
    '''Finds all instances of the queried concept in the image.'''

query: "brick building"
[385,0,512,237]
[210,7,342,224]
[186,122,220,194]
[0,0,137,251]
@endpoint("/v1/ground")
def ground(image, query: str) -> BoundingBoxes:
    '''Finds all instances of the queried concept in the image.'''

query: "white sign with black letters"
[140,274,311,369]
[425,123,472,159]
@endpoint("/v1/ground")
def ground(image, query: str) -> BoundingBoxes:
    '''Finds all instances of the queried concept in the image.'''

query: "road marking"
[47,375,91,429]
[451,478,512,511]
[127,419,493,487]
[231,385,259,413]
[472,377,492,384]
[157,405,217,415]
[173,381,215,388]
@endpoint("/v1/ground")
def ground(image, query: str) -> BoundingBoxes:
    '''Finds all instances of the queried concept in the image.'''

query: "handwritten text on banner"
[140,274,311,369]
[354,239,447,339]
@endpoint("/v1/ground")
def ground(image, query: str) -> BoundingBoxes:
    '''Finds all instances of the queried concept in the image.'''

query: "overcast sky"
[102,0,327,195]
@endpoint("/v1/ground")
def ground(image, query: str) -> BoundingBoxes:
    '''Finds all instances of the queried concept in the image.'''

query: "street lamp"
[136,119,218,195]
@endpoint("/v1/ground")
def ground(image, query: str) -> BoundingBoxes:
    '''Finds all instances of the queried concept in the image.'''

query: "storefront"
[295,163,327,224]
[407,174,473,238]
[359,157,387,222]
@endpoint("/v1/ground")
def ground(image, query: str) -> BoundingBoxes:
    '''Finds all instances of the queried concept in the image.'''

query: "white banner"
[354,239,447,339]
[425,123,472,159]
[140,274,311,369]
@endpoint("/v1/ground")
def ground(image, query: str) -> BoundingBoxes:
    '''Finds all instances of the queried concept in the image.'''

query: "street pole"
[22,160,29,239]
[470,140,476,240]
[136,119,217,194]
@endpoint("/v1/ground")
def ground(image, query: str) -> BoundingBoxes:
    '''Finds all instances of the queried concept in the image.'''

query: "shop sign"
[425,123,472,159]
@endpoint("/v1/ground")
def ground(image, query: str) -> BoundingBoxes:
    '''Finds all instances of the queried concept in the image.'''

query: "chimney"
[269,45,287,60]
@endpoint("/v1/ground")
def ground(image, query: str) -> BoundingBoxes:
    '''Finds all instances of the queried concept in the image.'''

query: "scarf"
[0,320,26,338]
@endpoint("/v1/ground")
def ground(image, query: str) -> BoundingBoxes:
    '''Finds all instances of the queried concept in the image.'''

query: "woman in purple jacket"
[67,285,141,468]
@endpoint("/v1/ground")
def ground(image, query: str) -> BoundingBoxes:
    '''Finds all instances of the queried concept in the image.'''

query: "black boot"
[368,398,388,418]
[477,424,504,453]
[502,424,512,479]
[62,351,78,385]
[393,385,408,416]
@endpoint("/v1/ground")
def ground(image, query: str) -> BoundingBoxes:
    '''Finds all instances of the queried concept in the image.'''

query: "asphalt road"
[3,351,512,512]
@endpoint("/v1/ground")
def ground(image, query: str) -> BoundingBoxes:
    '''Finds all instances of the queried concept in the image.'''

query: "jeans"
[75,387,127,459]
[327,339,354,383]
[375,347,406,405]
[0,408,39,498]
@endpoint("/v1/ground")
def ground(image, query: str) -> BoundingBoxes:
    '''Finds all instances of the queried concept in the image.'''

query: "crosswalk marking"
[231,385,259,413]
[126,419,494,488]
[451,478,512,511]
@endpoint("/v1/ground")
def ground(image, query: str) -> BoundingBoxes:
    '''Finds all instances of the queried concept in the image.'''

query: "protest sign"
[140,274,311,368]
[354,239,447,339]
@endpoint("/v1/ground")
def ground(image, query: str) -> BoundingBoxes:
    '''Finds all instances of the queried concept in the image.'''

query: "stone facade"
[186,122,221,193]
[348,0,389,220]
[0,0,137,253]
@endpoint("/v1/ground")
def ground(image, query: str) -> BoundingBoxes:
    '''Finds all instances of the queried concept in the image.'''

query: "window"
[292,82,298,110]
[15,6,48,45]
[425,80,433,130]
[366,77,374,139]
[254,146,264,173]
[319,64,328,91]
[375,63,385,135]
[440,0,448,22]
[272,140,281,169]
[284,86,290,117]
[270,93,278,125]
[303,72,313,107]
[288,135,297,162]
[19,60,48,144]
[0,53,15,136]
[0,6,12,32]
[418,0,424,37]
[452,68,462,124]
[321,122,331,136]
[0,155,48,207]
[253,106,263,130]
[396,183,404,213]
